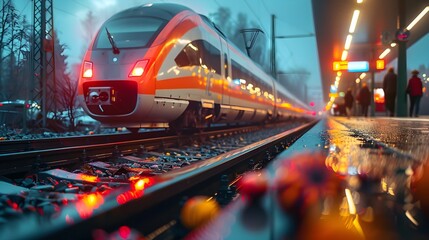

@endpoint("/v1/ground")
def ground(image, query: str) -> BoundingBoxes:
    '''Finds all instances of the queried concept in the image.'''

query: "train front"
[77,4,190,129]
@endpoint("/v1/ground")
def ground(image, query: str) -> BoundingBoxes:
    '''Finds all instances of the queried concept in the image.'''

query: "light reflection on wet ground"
[334,117,429,162]
[328,117,429,239]
[185,117,429,240]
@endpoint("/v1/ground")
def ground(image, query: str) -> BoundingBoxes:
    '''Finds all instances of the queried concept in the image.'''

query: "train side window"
[175,41,201,67]
[201,41,221,74]
[175,40,221,74]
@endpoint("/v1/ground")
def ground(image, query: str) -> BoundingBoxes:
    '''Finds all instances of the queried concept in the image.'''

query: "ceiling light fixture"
[349,10,360,33]
[406,6,429,30]
[379,48,391,59]
[341,50,348,60]
[345,34,353,50]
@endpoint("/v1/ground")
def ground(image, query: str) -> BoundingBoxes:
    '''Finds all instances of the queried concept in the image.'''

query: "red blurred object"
[275,152,342,216]
[118,226,131,239]
[238,171,269,198]
[76,193,105,219]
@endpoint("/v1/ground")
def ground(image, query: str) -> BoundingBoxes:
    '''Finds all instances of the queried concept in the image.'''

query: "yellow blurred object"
[411,163,429,218]
[360,207,374,222]
[180,196,220,229]
[298,216,365,240]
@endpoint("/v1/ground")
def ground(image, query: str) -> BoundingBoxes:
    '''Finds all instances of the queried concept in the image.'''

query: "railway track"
[0,129,171,154]
[0,124,267,176]
[0,120,318,240]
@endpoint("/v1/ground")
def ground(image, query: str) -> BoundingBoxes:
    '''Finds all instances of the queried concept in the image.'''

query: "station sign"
[375,59,385,70]
[332,61,348,71]
[348,61,369,72]
[333,60,385,72]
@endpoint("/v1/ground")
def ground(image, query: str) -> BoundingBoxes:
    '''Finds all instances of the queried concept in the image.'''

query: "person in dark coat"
[358,82,371,117]
[344,88,354,117]
[406,70,423,117]
[383,67,397,116]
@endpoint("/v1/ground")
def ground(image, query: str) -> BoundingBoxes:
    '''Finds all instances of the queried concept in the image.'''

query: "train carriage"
[77,3,312,131]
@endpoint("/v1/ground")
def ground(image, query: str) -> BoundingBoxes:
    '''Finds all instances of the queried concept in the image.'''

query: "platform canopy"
[312,0,429,100]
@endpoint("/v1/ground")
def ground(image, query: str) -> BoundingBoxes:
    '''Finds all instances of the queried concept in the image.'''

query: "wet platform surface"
[188,116,429,240]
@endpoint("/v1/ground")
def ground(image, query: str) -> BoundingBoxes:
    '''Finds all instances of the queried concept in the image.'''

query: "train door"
[272,79,278,119]
[219,38,230,106]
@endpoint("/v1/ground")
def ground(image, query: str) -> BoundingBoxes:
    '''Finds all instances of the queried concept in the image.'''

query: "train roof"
[109,3,192,21]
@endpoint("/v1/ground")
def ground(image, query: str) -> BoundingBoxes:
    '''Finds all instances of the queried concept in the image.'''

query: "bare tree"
[0,1,32,101]
[209,7,233,38]
[53,31,76,130]
[0,0,18,100]
[81,11,99,42]
[209,8,268,70]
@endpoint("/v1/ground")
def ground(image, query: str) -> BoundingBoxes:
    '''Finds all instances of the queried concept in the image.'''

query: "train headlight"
[129,60,148,77]
[82,61,93,78]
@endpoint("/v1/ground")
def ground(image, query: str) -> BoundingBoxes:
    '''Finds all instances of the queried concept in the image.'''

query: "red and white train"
[78,3,314,132]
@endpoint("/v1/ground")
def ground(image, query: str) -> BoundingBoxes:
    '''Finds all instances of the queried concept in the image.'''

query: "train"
[77,3,314,132]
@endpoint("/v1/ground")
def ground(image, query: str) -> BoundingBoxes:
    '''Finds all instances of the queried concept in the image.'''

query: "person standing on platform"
[344,88,354,118]
[406,70,423,117]
[383,67,397,116]
[357,82,371,117]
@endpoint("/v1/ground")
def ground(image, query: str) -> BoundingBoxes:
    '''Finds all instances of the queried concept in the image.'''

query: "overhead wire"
[258,1,300,72]
[54,7,80,18]
[212,0,240,27]
[20,0,31,13]
[260,1,271,17]
[71,0,91,9]
[241,0,269,34]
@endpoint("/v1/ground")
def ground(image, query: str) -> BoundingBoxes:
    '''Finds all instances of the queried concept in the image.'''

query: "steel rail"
[0,125,264,176]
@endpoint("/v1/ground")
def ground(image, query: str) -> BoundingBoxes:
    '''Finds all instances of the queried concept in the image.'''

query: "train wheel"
[170,102,208,130]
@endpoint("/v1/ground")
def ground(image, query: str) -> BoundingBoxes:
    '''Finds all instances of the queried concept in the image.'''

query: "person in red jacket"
[406,70,423,117]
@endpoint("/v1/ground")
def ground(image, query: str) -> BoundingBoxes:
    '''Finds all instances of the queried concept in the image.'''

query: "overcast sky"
[14,0,322,86]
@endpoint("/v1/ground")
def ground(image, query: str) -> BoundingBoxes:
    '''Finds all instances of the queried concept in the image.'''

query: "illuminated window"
[175,40,221,74]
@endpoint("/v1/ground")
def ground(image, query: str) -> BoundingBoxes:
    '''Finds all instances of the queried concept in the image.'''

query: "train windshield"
[95,17,166,49]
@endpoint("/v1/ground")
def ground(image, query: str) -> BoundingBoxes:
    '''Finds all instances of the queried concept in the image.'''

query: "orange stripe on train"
[156,76,276,107]
[140,11,198,94]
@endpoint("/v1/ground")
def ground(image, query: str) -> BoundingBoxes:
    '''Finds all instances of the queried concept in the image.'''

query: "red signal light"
[129,60,149,77]
[82,61,93,78]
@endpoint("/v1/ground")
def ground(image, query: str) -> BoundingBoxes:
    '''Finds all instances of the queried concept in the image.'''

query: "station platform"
[188,116,429,239]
